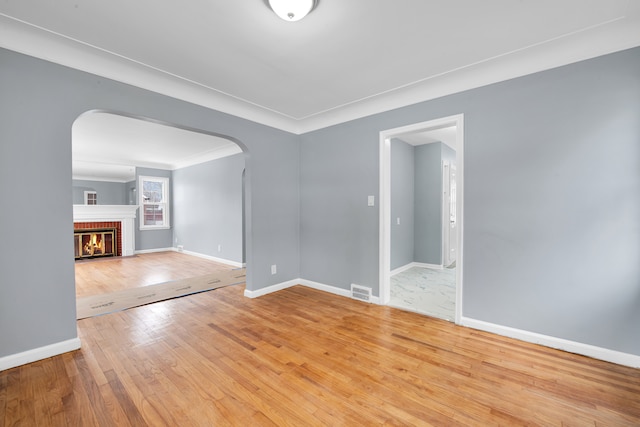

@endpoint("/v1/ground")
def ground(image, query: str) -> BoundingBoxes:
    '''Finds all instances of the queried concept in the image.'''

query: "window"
[139,176,170,229]
[84,191,97,205]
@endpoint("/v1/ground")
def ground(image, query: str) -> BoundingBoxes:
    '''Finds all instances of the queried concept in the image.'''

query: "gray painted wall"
[300,47,640,356]
[299,124,379,290]
[414,142,443,265]
[413,142,456,265]
[72,179,128,205]
[0,47,300,359]
[390,140,458,269]
[1,44,638,363]
[390,139,415,270]
[135,167,173,251]
[173,153,245,263]
[125,180,136,205]
[442,143,455,165]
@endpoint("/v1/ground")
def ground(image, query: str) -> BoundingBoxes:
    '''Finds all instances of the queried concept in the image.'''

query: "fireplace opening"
[74,228,117,259]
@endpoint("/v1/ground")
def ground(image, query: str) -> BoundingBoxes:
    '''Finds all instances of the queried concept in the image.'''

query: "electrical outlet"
[271,264,277,275]
[177,245,184,252]
[218,244,222,252]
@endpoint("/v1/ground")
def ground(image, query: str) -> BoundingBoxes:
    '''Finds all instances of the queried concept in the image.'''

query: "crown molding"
[72,175,133,183]
[296,14,640,133]
[0,14,301,133]
[2,12,639,136]
[170,144,243,171]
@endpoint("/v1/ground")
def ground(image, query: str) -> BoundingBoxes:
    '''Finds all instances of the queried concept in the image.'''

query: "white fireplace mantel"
[73,205,138,256]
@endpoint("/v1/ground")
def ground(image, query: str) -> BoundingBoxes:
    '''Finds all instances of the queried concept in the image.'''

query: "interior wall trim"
[380,114,465,324]
[134,247,175,255]
[461,317,640,369]
[247,282,640,368]
[3,14,639,135]
[243,278,380,304]
[412,262,444,270]
[0,338,81,372]
[390,263,415,276]
[0,15,299,133]
[244,279,300,299]
[174,248,243,268]
[299,278,351,299]
[390,262,444,276]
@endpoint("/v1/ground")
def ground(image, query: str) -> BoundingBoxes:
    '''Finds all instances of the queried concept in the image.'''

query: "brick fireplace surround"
[74,221,122,256]
[72,205,138,257]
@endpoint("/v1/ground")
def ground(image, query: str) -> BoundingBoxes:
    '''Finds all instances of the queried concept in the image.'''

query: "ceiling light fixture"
[267,0,318,22]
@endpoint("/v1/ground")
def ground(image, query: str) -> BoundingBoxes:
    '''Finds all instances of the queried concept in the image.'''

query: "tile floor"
[390,266,456,321]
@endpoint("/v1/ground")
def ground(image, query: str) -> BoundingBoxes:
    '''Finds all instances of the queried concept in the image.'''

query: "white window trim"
[138,175,170,230]
[84,190,97,205]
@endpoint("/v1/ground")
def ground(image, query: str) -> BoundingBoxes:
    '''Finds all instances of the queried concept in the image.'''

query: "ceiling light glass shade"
[268,0,316,22]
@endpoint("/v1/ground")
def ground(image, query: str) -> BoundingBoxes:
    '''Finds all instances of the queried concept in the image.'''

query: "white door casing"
[379,114,464,323]
[443,162,457,267]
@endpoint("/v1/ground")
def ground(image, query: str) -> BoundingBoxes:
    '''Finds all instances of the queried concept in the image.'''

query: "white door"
[443,163,457,266]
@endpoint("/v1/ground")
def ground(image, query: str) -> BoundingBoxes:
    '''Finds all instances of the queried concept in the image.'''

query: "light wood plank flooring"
[2,285,639,425]
[75,251,234,298]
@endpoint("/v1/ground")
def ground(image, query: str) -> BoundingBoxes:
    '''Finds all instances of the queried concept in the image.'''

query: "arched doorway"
[72,110,249,316]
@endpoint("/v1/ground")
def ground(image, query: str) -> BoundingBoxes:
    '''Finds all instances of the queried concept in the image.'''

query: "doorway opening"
[72,110,249,315]
[379,114,464,323]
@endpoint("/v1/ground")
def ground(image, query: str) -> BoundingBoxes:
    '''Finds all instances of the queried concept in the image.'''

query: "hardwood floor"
[2,285,639,426]
[75,251,235,298]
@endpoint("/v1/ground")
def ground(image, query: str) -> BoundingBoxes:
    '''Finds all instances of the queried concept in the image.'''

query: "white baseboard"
[176,248,243,268]
[391,262,443,276]
[390,263,414,276]
[244,277,380,304]
[135,247,174,254]
[413,262,444,270]
[461,317,640,369]
[220,270,640,368]
[244,279,300,298]
[134,247,244,268]
[299,278,352,299]
[0,338,81,371]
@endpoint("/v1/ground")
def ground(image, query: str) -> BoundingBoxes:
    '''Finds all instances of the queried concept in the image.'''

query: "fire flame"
[83,233,104,255]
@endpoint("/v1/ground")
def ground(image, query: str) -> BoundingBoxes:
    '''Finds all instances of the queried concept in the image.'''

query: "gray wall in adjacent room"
[390,140,458,270]
[442,143,456,165]
[412,141,456,265]
[390,139,415,270]
[125,180,136,205]
[0,47,300,360]
[72,179,128,205]
[300,47,640,356]
[414,142,443,265]
[173,153,245,264]
[135,167,173,251]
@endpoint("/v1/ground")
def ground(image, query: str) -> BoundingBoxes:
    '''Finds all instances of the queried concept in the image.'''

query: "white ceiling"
[1,1,639,135]
[6,1,636,182]
[400,126,458,151]
[72,112,242,182]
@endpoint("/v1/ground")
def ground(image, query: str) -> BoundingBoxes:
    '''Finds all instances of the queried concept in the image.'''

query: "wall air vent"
[351,284,372,302]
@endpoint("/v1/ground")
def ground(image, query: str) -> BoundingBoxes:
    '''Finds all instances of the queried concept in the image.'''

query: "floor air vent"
[351,284,372,302]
